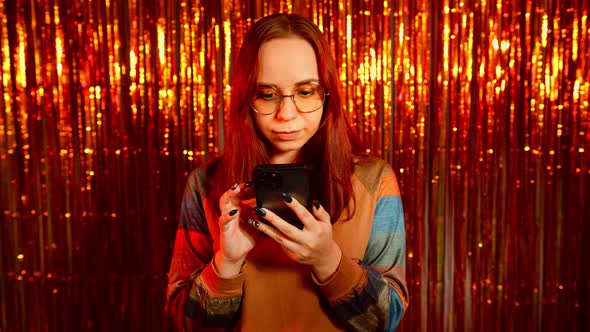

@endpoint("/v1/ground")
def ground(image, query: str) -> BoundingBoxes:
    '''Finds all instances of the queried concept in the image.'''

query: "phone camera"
[267,171,282,189]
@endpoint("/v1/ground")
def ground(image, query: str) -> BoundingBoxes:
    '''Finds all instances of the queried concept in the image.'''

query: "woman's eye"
[257,91,277,100]
[297,89,314,97]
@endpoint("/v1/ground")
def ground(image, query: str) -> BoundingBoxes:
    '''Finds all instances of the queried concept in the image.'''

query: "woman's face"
[252,37,324,164]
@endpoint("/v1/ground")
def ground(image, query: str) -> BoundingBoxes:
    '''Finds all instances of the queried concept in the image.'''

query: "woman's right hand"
[214,183,258,278]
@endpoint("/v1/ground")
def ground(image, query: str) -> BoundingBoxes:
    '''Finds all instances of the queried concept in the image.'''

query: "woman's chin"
[270,144,304,163]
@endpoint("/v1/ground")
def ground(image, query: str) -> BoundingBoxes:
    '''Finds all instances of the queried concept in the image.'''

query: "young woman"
[166,13,408,331]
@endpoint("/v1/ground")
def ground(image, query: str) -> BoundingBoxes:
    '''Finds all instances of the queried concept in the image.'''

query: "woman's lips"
[274,130,302,140]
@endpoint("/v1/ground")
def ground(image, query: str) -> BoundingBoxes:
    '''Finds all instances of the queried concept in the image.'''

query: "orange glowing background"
[0,0,588,331]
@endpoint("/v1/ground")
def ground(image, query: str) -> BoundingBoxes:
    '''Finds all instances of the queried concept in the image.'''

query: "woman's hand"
[249,194,342,282]
[215,183,259,278]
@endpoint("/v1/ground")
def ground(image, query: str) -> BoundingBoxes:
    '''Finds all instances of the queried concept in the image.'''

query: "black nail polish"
[231,183,238,190]
[244,181,253,188]
[254,207,266,217]
[282,192,293,203]
[248,218,260,228]
[229,209,238,216]
[313,200,320,210]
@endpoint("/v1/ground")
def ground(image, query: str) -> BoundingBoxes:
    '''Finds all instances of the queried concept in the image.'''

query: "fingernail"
[254,207,266,217]
[244,181,253,188]
[231,183,239,190]
[229,209,238,216]
[313,200,320,210]
[248,218,260,228]
[281,192,293,203]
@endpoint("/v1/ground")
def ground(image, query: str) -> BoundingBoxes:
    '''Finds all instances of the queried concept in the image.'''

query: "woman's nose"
[275,95,298,121]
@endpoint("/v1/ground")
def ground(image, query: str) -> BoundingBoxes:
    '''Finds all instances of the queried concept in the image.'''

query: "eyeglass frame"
[249,80,329,115]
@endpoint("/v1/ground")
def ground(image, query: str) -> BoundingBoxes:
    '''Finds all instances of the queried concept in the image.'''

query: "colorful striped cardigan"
[166,157,408,331]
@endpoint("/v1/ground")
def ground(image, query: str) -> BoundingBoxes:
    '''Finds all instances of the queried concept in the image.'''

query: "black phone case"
[253,164,310,229]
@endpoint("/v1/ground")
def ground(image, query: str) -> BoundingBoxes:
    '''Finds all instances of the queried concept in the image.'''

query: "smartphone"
[253,164,310,229]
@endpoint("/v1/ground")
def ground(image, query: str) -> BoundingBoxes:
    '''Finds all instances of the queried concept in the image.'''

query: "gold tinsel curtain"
[0,0,588,331]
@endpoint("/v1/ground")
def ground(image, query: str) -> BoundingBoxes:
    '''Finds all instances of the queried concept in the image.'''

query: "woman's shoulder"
[185,156,224,197]
[353,155,395,195]
[353,155,393,173]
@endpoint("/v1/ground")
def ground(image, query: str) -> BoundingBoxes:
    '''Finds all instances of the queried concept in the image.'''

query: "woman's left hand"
[250,194,342,282]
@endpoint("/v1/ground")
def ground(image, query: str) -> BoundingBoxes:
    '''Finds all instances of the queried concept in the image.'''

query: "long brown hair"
[210,13,364,222]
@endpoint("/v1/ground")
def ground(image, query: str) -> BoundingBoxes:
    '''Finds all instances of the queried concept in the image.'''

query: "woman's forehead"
[256,37,319,89]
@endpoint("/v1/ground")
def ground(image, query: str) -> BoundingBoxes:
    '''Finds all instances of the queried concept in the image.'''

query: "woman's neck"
[269,150,299,164]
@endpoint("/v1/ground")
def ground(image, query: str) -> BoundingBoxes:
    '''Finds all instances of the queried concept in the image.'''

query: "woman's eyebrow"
[255,79,320,87]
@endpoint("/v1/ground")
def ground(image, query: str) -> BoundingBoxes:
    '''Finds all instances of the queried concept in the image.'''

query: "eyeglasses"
[250,81,328,115]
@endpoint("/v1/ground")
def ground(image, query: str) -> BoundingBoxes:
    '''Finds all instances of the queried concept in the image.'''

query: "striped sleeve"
[315,162,408,331]
[361,191,408,330]
[165,168,245,331]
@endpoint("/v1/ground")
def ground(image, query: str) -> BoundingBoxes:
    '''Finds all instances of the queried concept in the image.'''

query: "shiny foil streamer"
[0,0,588,331]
